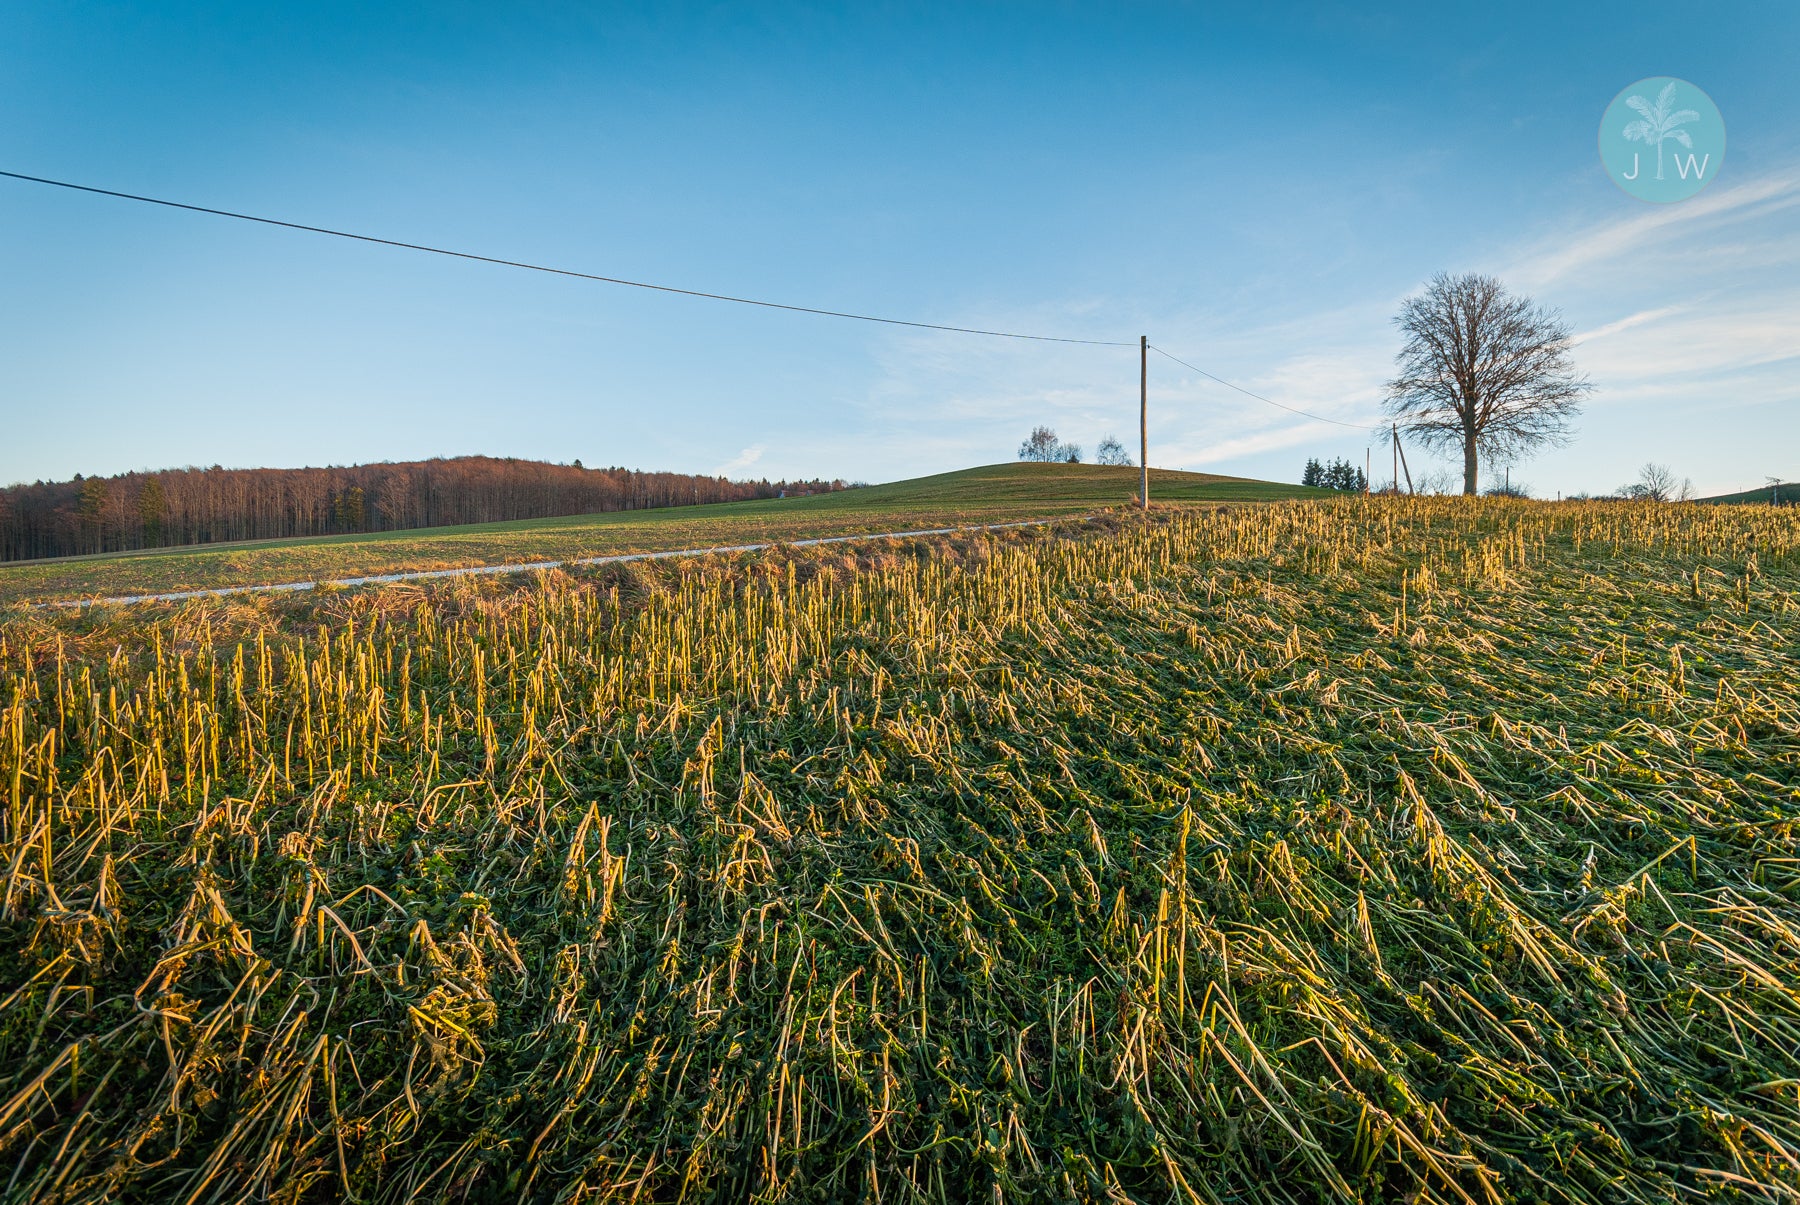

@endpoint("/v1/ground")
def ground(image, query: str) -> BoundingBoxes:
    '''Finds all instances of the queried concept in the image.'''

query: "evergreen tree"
[76,477,108,553]
[334,486,367,532]
[137,476,166,546]
[1313,458,1368,492]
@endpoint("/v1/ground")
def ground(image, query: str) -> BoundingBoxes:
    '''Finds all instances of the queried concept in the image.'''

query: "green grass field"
[1698,482,1800,505]
[0,463,1311,607]
[3,496,1798,1202]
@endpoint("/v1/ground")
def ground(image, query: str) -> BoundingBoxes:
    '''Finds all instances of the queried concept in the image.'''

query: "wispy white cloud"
[1501,168,1800,289]
[1572,306,1684,343]
[715,444,765,476]
[1575,306,1800,386]
[1169,421,1344,466]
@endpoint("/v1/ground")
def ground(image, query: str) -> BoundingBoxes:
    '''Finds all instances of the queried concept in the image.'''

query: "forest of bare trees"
[0,456,848,562]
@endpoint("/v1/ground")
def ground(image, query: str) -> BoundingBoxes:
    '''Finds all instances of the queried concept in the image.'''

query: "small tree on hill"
[1019,427,1061,462]
[1019,427,1082,463]
[1620,463,1691,502]
[1302,458,1323,487]
[1096,437,1132,466]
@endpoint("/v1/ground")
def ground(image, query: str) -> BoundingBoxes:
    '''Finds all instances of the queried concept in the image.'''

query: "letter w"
[1675,153,1711,180]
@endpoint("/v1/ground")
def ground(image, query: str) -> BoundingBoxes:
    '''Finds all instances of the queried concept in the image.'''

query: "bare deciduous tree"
[1384,273,1591,495]
[1096,436,1132,466]
[1019,427,1083,463]
[1620,463,1692,502]
[1412,469,1459,495]
[1018,426,1062,463]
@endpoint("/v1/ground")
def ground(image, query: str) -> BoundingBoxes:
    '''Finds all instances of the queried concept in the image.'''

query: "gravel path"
[41,516,1087,608]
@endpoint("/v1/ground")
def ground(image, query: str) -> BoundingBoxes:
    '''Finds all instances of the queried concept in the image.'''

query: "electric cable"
[0,169,1137,346]
[1147,343,1382,430]
[1,171,1405,446]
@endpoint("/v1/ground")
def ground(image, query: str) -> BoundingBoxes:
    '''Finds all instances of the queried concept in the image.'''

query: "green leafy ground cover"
[2,497,1798,1202]
[0,463,1308,607]
[1698,484,1800,506]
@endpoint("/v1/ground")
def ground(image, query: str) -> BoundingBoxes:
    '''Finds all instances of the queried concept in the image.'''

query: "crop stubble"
[1,498,1798,1202]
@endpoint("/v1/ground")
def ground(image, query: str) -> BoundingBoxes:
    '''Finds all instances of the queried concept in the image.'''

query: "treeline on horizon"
[0,456,849,563]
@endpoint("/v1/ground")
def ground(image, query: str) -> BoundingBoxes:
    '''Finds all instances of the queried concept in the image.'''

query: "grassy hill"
[1697,482,1800,505]
[0,462,1317,606]
[779,461,1308,508]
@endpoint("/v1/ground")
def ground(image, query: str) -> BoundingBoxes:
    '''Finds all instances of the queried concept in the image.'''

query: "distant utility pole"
[1392,423,1414,494]
[1139,335,1149,510]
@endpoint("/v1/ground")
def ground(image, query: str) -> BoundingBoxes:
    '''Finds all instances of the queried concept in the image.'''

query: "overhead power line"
[1147,344,1380,430]
[0,169,1137,347]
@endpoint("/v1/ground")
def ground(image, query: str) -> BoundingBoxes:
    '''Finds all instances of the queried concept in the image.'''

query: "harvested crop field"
[3,499,1798,1203]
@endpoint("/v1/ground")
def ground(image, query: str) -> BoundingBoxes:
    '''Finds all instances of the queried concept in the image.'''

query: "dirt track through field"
[42,515,1090,607]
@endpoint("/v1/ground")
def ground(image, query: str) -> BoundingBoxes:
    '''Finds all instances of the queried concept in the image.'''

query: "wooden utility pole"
[1392,425,1399,495]
[1139,336,1149,510]
[1394,424,1415,494]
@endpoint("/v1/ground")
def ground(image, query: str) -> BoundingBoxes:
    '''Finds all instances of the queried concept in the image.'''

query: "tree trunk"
[1463,434,1479,496]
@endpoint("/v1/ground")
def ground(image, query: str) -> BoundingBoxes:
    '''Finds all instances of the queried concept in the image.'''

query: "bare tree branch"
[1620,463,1692,502]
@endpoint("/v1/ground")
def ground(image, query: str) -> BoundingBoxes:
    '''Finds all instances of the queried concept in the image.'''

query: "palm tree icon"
[1621,81,1700,180]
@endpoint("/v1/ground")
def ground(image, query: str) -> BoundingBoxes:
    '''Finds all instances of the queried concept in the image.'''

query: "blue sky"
[2,2,1796,497]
